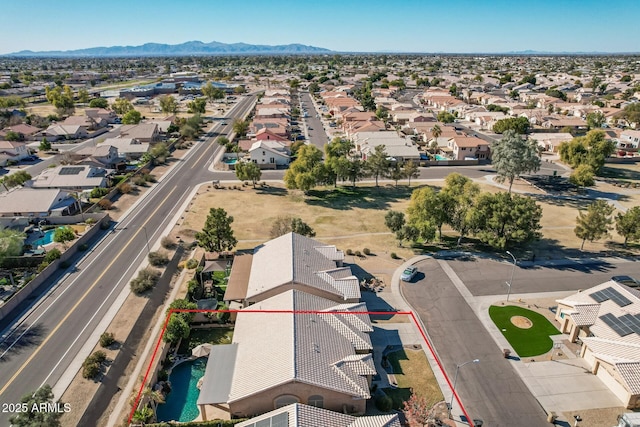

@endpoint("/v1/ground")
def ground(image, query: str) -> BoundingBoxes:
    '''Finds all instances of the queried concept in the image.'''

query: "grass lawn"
[383,349,443,410]
[489,305,561,357]
[177,327,233,355]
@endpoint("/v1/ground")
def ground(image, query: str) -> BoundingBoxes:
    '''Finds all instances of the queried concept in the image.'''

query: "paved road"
[0,95,256,426]
[402,258,550,427]
[447,256,640,297]
[300,91,330,153]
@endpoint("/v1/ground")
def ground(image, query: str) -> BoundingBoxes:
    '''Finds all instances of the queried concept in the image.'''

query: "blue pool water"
[156,358,206,422]
[435,154,449,161]
[223,158,238,164]
[32,229,56,247]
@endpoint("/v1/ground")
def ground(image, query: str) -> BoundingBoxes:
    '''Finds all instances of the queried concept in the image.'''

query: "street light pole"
[506,251,516,302]
[449,359,480,418]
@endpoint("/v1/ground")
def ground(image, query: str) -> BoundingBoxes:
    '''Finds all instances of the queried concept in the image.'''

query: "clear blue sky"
[1,0,638,54]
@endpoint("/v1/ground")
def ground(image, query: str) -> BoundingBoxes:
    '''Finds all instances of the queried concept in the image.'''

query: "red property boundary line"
[128,309,475,426]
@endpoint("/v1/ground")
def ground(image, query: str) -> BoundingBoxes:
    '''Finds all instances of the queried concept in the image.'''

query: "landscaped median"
[489,305,561,357]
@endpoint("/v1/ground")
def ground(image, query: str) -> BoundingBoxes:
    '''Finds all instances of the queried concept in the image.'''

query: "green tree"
[437,111,455,123]
[471,192,542,250]
[163,315,190,344]
[159,95,178,114]
[492,116,530,134]
[616,206,640,247]
[88,98,108,108]
[403,160,419,186]
[202,82,225,103]
[77,88,90,104]
[431,124,442,141]
[149,142,169,164]
[0,170,32,190]
[385,210,406,246]
[617,102,640,125]
[490,130,541,193]
[441,173,480,246]
[111,97,134,115]
[341,159,366,188]
[365,145,390,187]
[167,298,197,323]
[39,138,51,151]
[375,106,388,121]
[232,118,249,137]
[545,88,567,101]
[234,161,262,187]
[569,164,595,190]
[586,111,606,130]
[0,229,25,263]
[195,208,237,252]
[558,130,615,175]
[9,385,65,427]
[270,216,316,238]
[53,226,75,246]
[407,187,446,242]
[388,163,406,188]
[325,137,354,187]
[45,85,75,116]
[187,97,206,114]
[284,144,324,193]
[131,406,154,425]
[122,109,142,124]
[574,200,614,250]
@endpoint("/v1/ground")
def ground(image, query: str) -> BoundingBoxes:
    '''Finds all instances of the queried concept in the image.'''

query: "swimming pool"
[155,358,206,422]
[31,229,56,247]
[435,154,449,161]
[223,158,238,165]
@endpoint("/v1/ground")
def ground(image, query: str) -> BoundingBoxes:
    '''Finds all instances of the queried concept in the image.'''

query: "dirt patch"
[511,315,533,329]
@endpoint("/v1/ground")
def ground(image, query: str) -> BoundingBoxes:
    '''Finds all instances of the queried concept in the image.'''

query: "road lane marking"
[0,186,178,398]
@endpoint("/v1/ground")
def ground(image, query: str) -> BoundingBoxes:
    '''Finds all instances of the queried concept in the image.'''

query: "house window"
[308,395,323,408]
[274,395,299,409]
[270,157,275,163]
[262,150,265,155]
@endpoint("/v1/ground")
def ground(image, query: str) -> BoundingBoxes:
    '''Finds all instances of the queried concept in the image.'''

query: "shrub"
[133,176,147,186]
[130,268,161,294]
[354,250,362,258]
[99,332,115,348]
[363,248,371,255]
[161,236,176,249]
[143,173,156,183]
[375,394,393,412]
[391,252,400,259]
[37,261,49,272]
[44,248,61,263]
[82,350,107,379]
[85,217,96,225]
[157,370,168,382]
[98,199,113,210]
[185,258,199,269]
[117,182,132,194]
[148,251,169,267]
[346,249,354,256]
[90,187,109,198]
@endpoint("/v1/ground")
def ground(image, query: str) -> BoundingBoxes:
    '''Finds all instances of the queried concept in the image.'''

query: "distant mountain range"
[6,40,333,57]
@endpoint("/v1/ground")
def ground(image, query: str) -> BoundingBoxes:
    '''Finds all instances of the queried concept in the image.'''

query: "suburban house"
[0,140,29,162]
[248,140,290,168]
[528,133,574,153]
[71,144,120,168]
[223,232,359,308]
[28,165,112,190]
[0,123,41,141]
[0,187,77,220]
[447,136,490,161]
[353,131,420,162]
[44,124,89,141]
[254,128,290,143]
[85,108,118,124]
[233,403,400,427]
[255,108,290,120]
[197,289,375,420]
[555,281,640,409]
[619,130,640,152]
[119,123,159,143]
[102,138,150,160]
[62,115,106,131]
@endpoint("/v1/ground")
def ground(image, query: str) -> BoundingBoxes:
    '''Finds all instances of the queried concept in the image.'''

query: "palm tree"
[431,124,442,141]
[132,406,153,425]
[142,386,165,415]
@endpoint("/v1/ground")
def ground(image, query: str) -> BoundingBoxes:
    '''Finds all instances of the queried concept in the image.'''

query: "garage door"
[596,365,628,406]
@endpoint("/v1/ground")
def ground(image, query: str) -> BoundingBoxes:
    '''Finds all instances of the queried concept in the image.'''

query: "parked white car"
[401,266,418,282]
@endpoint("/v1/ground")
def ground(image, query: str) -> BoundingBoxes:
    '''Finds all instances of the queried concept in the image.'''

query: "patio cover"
[196,343,238,405]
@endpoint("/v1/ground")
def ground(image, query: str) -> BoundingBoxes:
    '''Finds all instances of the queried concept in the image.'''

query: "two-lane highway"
[0,95,256,426]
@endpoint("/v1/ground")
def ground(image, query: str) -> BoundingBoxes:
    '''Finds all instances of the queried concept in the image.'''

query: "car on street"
[221,121,228,125]
[612,275,640,287]
[401,266,418,282]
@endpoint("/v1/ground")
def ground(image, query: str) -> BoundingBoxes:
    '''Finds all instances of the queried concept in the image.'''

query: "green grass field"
[489,305,561,357]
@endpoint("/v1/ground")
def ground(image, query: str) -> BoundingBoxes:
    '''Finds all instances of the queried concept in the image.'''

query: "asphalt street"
[0,95,256,426]
[402,258,551,427]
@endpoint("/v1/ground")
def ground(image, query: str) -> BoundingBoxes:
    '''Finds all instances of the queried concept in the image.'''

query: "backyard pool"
[434,154,449,161]
[223,158,237,165]
[155,358,206,423]
[31,229,56,247]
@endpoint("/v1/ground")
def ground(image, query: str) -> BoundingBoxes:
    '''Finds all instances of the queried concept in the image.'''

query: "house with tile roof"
[0,188,76,219]
[248,140,290,168]
[28,164,112,190]
[233,403,400,427]
[555,281,640,408]
[223,233,359,307]
[197,290,375,420]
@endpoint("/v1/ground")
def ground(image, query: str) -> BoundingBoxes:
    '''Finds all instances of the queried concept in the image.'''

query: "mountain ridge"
[6,40,333,57]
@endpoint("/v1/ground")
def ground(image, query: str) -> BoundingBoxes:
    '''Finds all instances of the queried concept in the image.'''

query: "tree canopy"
[111,97,134,115]
[234,161,262,187]
[574,200,614,250]
[284,144,324,193]
[365,144,390,187]
[558,130,615,175]
[616,206,640,247]
[490,130,541,193]
[0,229,25,263]
[195,208,237,253]
[159,95,178,114]
[492,116,530,134]
[9,385,65,427]
[270,216,316,238]
[0,170,31,189]
[122,109,142,124]
[88,98,108,108]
